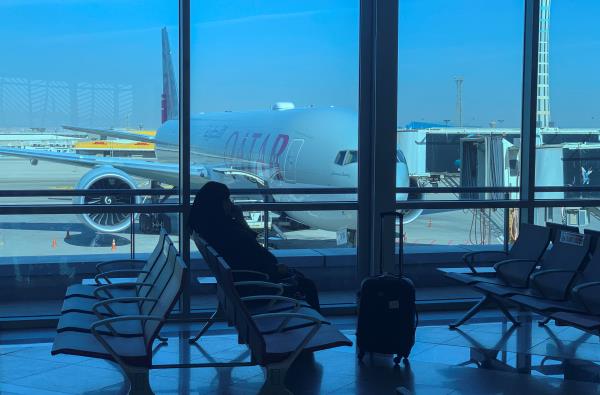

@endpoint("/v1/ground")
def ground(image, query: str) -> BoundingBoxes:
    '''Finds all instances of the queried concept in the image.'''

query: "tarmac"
[0,156,506,263]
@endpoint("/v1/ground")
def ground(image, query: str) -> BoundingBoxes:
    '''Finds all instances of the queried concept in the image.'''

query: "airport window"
[190,1,360,309]
[533,1,600,231]
[0,0,594,322]
[397,0,524,247]
[0,1,180,319]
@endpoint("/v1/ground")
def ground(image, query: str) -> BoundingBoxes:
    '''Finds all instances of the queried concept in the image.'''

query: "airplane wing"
[0,146,208,186]
[62,126,155,143]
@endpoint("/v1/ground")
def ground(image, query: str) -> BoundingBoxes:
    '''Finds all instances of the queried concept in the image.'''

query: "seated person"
[190,181,321,311]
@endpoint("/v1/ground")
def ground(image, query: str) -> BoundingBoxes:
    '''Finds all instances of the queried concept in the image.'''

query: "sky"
[0,0,598,129]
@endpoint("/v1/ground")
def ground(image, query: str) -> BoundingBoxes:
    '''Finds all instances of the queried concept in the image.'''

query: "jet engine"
[74,166,140,233]
[402,176,424,224]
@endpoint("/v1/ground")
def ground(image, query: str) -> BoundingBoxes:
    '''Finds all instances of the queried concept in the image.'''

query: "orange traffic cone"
[111,239,117,251]
[51,239,57,248]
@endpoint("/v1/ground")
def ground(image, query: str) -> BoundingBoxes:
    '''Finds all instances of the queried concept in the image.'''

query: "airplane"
[0,28,422,235]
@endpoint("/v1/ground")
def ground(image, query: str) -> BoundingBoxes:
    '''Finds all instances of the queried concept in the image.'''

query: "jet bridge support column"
[358,0,399,279]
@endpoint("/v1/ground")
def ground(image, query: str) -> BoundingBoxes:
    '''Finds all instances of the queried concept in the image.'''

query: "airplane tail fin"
[161,27,179,123]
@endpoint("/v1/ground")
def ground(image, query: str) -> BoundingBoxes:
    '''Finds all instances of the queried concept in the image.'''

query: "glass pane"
[190,1,359,309]
[397,0,524,202]
[535,1,600,225]
[0,0,180,216]
[0,213,175,319]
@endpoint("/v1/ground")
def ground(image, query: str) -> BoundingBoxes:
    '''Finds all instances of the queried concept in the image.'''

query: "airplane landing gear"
[347,229,357,247]
[139,213,172,234]
[138,181,176,234]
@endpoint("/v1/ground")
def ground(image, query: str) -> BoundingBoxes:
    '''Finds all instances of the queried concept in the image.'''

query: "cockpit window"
[396,149,407,164]
[335,150,358,166]
[344,150,358,165]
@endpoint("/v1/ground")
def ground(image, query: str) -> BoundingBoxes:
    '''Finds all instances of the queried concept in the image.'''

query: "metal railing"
[1,185,600,251]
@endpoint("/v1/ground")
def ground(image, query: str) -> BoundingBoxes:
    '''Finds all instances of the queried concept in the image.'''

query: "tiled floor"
[2,312,600,394]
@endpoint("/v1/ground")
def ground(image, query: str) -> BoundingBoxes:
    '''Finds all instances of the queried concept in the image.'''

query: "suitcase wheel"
[393,356,401,366]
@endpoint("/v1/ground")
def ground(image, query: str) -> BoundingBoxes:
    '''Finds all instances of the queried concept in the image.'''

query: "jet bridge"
[536,143,600,227]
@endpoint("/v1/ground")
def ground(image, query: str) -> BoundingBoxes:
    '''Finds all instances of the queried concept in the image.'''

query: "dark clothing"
[190,182,320,311]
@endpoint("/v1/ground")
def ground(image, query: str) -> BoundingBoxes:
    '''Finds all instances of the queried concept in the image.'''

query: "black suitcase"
[356,211,418,365]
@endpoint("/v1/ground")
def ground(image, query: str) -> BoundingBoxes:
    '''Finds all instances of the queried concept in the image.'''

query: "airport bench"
[502,229,600,332]
[52,244,187,395]
[446,223,589,328]
[508,229,600,319]
[444,222,600,340]
[66,229,171,298]
[189,232,312,344]
[56,232,174,337]
[210,247,352,394]
[443,223,552,287]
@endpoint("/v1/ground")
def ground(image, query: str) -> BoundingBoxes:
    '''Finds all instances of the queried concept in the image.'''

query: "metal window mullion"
[358,0,376,281]
[179,0,191,318]
[373,0,399,274]
[519,0,541,224]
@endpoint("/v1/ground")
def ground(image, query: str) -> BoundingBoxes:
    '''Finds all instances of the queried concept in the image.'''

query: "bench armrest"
[90,315,163,368]
[241,295,303,311]
[94,269,149,285]
[96,259,147,273]
[252,312,326,325]
[462,251,508,273]
[92,282,152,299]
[234,281,284,296]
[231,270,269,281]
[92,296,157,317]
[494,259,538,287]
[573,282,600,314]
[530,269,577,299]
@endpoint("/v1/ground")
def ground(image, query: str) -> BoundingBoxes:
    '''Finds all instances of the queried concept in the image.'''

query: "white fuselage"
[152,107,409,231]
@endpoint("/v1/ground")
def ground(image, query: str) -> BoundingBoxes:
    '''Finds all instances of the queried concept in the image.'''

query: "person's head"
[196,181,230,210]
[190,182,232,232]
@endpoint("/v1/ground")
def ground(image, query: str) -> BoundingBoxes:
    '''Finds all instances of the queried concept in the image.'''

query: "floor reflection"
[452,312,600,386]
[3,314,600,394]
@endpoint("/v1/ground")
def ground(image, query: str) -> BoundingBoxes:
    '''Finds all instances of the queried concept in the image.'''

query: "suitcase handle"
[379,211,404,276]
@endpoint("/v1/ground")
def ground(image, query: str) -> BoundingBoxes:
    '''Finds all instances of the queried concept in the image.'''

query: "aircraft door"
[284,139,304,183]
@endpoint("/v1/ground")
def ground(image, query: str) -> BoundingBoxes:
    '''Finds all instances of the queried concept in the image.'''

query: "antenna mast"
[455,77,464,127]
[537,0,552,128]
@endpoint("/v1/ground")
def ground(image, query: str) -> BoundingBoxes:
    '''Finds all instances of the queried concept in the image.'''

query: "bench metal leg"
[491,295,520,326]
[537,316,552,326]
[189,307,221,344]
[449,295,490,329]
[125,369,154,395]
[157,334,169,343]
[260,362,293,395]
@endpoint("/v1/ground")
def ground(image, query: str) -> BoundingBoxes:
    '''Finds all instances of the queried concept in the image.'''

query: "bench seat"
[262,324,352,364]
[509,294,587,314]
[66,283,136,300]
[52,331,150,367]
[61,296,141,316]
[550,311,600,331]
[57,311,144,337]
[444,271,508,286]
